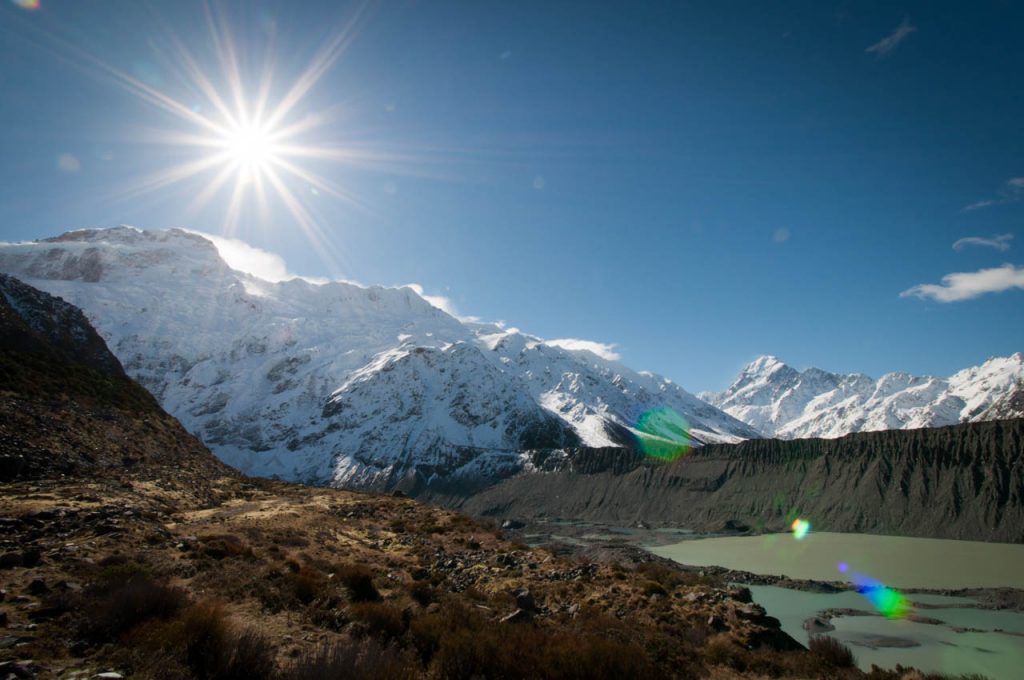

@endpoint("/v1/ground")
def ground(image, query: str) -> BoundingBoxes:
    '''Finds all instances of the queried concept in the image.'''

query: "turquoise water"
[650,532,1024,589]
[748,586,1024,679]
[650,532,1024,679]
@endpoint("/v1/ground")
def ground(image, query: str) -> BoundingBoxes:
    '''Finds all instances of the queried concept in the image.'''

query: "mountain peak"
[743,355,787,374]
[709,354,1023,439]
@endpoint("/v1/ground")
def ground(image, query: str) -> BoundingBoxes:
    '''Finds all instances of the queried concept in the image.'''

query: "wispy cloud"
[403,283,461,317]
[189,230,320,283]
[866,17,917,57]
[545,338,621,361]
[901,264,1024,302]
[952,234,1013,252]
[963,177,1024,212]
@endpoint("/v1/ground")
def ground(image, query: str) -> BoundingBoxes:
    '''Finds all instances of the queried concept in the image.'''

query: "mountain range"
[0,226,755,490]
[700,354,1024,439]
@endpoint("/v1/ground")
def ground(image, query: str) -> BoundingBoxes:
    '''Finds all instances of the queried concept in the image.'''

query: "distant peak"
[743,355,788,374]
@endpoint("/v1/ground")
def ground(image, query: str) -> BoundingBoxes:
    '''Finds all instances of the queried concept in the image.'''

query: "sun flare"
[220,121,278,177]
[60,2,384,265]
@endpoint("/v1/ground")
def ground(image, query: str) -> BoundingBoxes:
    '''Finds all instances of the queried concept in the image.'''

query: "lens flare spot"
[131,61,163,87]
[850,573,909,619]
[634,407,690,461]
[11,0,40,10]
[57,154,81,173]
[837,562,849,573]
[791,518,811,540]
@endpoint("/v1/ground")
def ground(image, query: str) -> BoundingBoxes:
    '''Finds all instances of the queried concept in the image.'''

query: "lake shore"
[512,519,1024,611]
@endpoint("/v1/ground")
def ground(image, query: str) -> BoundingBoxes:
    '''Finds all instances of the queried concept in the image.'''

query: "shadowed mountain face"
[452,418,1024,543]
[0,273,231,484]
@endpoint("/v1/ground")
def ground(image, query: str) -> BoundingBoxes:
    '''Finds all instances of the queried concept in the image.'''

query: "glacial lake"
[649,533,1024,679]
[649,532,1024,589]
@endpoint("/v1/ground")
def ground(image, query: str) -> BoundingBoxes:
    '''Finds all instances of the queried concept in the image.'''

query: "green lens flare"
[791,518,811,540]
[851,573,910,619]
[634,407,690,461]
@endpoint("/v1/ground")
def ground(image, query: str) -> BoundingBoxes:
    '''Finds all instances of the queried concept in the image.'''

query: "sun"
[220,121,278,178]
[72,3,381,257]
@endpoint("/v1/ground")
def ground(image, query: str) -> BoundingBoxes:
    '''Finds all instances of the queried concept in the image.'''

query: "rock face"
[699,354,1024,439]
[0,272,126,377]
[453,418,1024,543]
[0,226,756,490]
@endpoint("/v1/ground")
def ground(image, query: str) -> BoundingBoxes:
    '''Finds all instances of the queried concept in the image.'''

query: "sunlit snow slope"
[0,227,757,489]
[700,354,1024,439]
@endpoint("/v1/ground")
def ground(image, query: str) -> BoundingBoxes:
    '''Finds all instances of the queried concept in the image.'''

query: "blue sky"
[0,0,1021,392]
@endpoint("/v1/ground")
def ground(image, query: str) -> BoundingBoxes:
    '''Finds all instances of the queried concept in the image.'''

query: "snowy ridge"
[700,354,1024,439]
[0,227,756,489]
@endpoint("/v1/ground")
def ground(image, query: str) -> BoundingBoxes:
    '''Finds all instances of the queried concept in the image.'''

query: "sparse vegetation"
[335,562,382,602]
[809,634,857,668]
[284,638,418,680]
[81,570,188,642]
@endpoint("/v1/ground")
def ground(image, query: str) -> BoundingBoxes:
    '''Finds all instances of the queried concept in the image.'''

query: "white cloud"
[545,338,621,361]
[963,199,998,212]
[901,264,1024,302]
[866,17,917,57]
[186,230,329,283]
[952,234,1013,252]
[57,153,81,173]
[963,177,1024,212]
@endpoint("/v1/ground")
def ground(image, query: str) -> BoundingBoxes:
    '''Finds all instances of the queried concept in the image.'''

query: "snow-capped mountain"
[699,354,1024,439]
[0,227,756,489]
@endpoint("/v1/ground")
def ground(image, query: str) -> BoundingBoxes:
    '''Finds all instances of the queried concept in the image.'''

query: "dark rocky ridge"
[0,273,231,483]
[0,273,158,413]
[448,419,1024,543]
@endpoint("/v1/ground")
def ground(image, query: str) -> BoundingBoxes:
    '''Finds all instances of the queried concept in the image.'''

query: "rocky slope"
[0,273,230,483]
[453,418,1024,543]
[0,227,756,491]
[699,354,1024,439]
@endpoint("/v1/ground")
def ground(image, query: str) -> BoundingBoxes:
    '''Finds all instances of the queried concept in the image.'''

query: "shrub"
[350,601,408,641]
[408,580,436,607]
[199,534,253,560]
[179,600,277,680]
[287,566,328,605]
[641,580,668,597]
[335,563,381,602]
[809,635,856,668]
[703,634,748,669]
[284,637,417,680]
[98,558,149,581]
[83,572,187,641]
[410,599,662,680]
